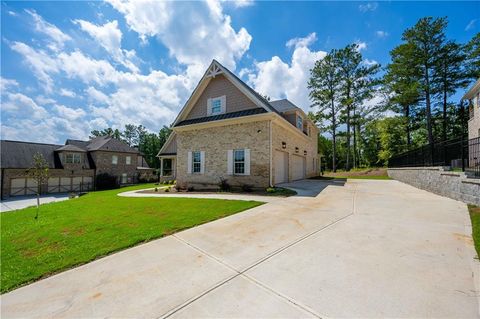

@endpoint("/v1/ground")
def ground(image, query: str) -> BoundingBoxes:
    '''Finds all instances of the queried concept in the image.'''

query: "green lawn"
[468,205,480,258]
[0,184,263,293]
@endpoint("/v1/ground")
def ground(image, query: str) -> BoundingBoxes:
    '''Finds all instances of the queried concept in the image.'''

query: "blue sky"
[1,1,478,144]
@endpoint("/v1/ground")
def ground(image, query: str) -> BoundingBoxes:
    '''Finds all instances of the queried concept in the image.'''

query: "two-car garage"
[273,150,306,184]
[9,176,94,197]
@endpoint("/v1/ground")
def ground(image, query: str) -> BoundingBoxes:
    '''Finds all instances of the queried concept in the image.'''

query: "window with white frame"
[126,156,131,165]
[296,115,303,129]
[65,153,81,164]
[121,173,127,184]
[112,155,118,165]
[192,151,201,173]
[208,96,225,115]
[234,149,245,174]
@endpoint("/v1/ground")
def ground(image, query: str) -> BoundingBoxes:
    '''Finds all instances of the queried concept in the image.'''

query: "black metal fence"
[388,136,480,177]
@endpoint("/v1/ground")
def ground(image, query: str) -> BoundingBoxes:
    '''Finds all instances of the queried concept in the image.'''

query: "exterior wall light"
[282,142,286,149]
[295,147,299,153]
[304,150,307,156]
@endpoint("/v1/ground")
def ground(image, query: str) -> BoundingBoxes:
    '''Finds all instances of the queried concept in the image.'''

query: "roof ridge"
[1,139,62,147]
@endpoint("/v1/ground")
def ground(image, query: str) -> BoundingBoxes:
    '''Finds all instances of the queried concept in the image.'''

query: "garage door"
[292,155,306,181]
[26,178,38,195]
[60,177,72,192]
[72,177,83,191]
[10,178,26,196]
[274,150,288,184]
[48,177,60,193]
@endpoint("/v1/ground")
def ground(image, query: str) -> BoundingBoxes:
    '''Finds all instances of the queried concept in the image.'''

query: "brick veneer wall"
[90,151,139,182]
[388,167,480,206]
[176,120,271,189]
[271,122,318,182]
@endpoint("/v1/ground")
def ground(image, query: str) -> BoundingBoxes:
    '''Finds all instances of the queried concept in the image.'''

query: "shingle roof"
[56,144,87,152]
[175,108,267,127]
[0,140,63,169]
[269,99,300,113]
[67,136,139,153]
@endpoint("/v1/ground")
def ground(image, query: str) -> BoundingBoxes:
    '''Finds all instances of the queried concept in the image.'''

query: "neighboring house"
[0,136,152,198]
[157,60,319,189]
[464,78,480,140]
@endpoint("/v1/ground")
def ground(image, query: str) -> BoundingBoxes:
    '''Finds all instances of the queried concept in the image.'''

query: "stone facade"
[388,167,480,206]
[272,121,319,182]
[467,85,480,140]
[176,120,271,189]
[90,151,139,183]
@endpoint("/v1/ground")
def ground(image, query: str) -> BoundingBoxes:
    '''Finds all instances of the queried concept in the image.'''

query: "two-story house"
[464,78,480,140]
[0,136,152,198]
[157,60,319,189]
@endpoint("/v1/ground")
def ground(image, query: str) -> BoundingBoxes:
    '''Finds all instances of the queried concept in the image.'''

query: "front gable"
[185,74,257,120]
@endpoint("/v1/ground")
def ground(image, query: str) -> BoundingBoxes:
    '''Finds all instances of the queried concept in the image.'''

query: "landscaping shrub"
[138,172,157,183]
[218,177,231,192]
[96,173,119,190]
[266,187,276,193]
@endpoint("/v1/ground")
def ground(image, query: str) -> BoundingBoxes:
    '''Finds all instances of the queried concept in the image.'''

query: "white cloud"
[53,104,86,120]
[359,2,378,12]
[86,86,110,104]
[2,93,48,119]
[26,9,71,51]
[363,59,379,66]
[0,77,19,91]
[286,32,317,49]
[107,0,252,78]
[73,19,139,72]
[375,30,388,38]
[8,11,17,16]
[465,19,477,31]
[231,0,254,8]
[10,41,60,92]
[244,33,326,111]
[59,88,76,98]
[355,40,367,51]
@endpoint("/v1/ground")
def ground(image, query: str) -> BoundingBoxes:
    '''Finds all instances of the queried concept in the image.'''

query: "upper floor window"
[296,115,303,130]
[208,96,226,116]
[112,155,118,165]
[192,151,201,173]
[126,156,131,165]
[65,153,81,164]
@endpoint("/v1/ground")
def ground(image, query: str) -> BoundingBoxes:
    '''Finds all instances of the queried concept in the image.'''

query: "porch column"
[160,157,164,178]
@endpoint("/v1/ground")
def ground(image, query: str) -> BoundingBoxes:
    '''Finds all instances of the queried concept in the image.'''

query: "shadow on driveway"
[277,178,347,197]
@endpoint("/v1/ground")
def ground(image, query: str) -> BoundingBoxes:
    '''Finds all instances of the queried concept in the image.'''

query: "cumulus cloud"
[107,0,252,78]
[359,2,378,12]
[2,92,48,119]
[86,86,110,104]
[26,9,71,51]
[73,19,139,72]
[59,88,76,98]
[53,104,86,120]
[0,77,19,91]
[355,40,367,51]
[231,0,254,8]
[244,33,326,111]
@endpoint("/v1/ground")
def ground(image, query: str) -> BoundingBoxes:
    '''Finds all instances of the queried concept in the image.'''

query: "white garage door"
[72,177,83,191]
[10,178,26,196]
[292,155,306,181]
[26,178,38,195]
[274,150,288,184]
[60,177,72,192]
[48,177,60,193]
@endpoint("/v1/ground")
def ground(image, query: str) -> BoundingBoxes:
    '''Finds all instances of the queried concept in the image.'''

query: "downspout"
[1,168,4,200]
[269,120,273,187]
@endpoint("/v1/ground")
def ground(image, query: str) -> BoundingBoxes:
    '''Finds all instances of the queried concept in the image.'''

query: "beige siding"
[272,122,318,183]
[283,112,297,127]
[468,92,480,140]
[185,75,258,120]
[176,120,271,189]
[162,134,177,154]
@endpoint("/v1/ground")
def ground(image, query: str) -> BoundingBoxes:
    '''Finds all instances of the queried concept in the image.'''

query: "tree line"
[309,17,479,171]
[90,125,172,169]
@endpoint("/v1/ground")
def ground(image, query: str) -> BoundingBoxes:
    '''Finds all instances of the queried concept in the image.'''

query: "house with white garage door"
[157,60,319,189]
[0,136,152,199]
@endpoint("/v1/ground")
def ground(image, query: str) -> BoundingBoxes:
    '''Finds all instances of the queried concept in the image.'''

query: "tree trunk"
[442,78,448,142]
[346,105,351,171]
[424,63,434,164]
[331,100,337,172]
[405,105,411,147]
[352,107,357,169]
[35,192,40,219]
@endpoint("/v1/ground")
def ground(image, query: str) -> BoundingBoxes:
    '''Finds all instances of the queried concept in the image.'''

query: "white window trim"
[126,156,131,165]
[228,149,250,176]
[112,155,118,165]
[296,115,303,130]
[188,151,205,174]
[207,95,226,116]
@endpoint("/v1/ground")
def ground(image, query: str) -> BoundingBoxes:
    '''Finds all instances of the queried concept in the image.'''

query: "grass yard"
[468,205,480,258]
[0,184,263,293]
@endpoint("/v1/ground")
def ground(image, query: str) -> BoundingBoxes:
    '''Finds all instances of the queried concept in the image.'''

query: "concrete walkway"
[1,194,70,212]
[1,179,479,318]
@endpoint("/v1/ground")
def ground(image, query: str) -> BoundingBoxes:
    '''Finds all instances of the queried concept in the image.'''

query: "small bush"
[96,173,119,190]
[165,187,170,192]
[266,187,276,193]
[154,187,158,192]
[187,186,194,192]
[218,177,231,192]
[241,184,253,192]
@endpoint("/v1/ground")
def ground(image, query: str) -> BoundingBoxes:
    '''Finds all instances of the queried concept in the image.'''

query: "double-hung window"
[234,149,245,174]
[126,156,131,165]
[208,96,225,116]
[112,155,118,165]
[211,99,222,114]
[192,151,201,173]
[65,153,81,164]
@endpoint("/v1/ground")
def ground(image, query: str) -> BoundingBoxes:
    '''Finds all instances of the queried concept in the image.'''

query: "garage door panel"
[60,177,71,192]
[292,155,306,181]
[48,177,60,193]
[10,178,26,196]
[25,178,38,195]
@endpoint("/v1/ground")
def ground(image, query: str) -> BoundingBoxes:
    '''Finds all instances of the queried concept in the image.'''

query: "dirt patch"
[325,168,388,177]
[453,233,473,245]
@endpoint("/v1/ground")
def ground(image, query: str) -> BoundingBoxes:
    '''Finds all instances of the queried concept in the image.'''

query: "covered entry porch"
[159,155,176,182]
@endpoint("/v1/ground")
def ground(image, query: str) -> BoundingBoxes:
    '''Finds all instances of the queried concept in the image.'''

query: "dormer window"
[296,115,303,130]
[208,96,226,116]
[65,153,81,164]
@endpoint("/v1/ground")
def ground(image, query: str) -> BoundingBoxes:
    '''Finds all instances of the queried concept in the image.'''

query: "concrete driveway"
[2,179,479,318]
[1,194,70,212]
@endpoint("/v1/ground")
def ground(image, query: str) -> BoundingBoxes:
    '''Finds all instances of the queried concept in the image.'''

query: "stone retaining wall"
[388,167,480,206]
